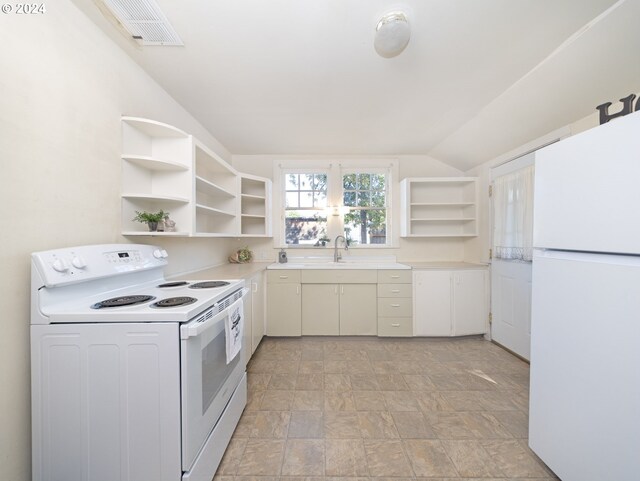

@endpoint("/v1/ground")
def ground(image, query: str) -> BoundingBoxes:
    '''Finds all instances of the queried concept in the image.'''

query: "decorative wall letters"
[596,94,640,125]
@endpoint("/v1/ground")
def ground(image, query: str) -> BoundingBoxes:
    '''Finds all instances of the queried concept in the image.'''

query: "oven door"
[180,290,247,471]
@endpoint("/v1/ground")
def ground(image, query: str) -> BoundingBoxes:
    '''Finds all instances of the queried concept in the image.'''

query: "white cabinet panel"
[302,284,340,335]
[413,270,452,336]
[413,269,487,337]
[452,270,487,336]
[340,284,377,335]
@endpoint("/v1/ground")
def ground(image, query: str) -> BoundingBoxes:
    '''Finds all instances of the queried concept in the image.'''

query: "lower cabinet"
[250,271,265,353]
[377,270,413,337]
[413,268,488,336]
[339,284,377,335]
[266,270,302,336]
[301,283,377,335]
[301,284,339,335]
[241,272,266,366]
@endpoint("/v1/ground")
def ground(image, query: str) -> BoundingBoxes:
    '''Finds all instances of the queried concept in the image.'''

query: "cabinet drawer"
[267,270,301,283]
[377,298,412,317]
[300,269,377,284]
[377,270,412,284]
[378,317,413,337]
[377,283,412,298]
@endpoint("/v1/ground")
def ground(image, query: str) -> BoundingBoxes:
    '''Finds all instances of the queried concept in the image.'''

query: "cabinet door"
[266,283,301,336]
[302,284,340,335]
[452,270,487,336]
[251,272,265,353]
[242,287,253,366]
[413,270,452,336]
[339,284,377,335]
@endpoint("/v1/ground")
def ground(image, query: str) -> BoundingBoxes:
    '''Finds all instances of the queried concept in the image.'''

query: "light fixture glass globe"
[374,11,411,58]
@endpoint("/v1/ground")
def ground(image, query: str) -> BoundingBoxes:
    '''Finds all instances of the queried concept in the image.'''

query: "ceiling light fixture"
[374,11,411,58]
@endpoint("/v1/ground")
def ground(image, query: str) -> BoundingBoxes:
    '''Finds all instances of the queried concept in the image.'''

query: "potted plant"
[132,210,169,232]
[228,246,253,264]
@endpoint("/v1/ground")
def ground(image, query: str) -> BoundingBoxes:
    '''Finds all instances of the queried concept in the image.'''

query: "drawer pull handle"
[391,303,400,307]
[279,275,288,279]
[391,323,400,327]
[391,289,400,293]
[390,275,400,278]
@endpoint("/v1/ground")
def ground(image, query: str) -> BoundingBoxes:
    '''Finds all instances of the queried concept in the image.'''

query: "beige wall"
[0,2,233,478]
[232,154,469,263]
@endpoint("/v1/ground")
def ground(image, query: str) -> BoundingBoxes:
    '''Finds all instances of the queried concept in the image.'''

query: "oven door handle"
[180,288,249,340]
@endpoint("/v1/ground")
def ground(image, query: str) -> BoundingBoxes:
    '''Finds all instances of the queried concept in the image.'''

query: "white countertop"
[267,262,411,270]
[403,261,488,270]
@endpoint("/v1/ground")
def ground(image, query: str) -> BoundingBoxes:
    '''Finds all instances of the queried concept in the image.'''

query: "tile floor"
[215,336,558,481]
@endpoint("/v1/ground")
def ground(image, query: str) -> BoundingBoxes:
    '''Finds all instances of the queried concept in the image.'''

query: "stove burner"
[151,296,198,308]
[157,281,190,288]
[91,295,155,309]
[189,281,230,289]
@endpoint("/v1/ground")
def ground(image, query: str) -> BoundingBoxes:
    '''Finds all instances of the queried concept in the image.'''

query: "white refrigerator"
[529,111,640,481]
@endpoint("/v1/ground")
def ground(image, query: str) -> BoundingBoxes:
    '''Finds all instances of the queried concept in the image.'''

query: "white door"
[490,153,535,360]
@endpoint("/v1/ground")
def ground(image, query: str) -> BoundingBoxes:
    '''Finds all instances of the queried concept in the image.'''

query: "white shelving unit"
[120,117,272,237]
[239,174,272,237]
[121,117,193,236]
[194,141,239,236]
[400,177,478,237]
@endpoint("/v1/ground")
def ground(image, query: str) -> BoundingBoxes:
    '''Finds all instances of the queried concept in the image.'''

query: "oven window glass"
[201,321,240,415]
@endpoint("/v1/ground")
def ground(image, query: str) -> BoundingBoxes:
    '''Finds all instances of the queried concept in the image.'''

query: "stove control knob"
[161,249,168,258]
[72,256,87,269]
[153,249,163,259]
[52,258,70,272]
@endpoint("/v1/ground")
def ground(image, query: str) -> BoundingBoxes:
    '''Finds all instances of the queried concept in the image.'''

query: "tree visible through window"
[284,173,328,245]
[343,172,387,245]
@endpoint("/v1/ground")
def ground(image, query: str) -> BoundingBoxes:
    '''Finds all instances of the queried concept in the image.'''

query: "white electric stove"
[31,244,248,481]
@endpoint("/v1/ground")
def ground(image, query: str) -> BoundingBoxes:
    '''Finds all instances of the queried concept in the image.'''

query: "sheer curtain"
[493,165,535,261]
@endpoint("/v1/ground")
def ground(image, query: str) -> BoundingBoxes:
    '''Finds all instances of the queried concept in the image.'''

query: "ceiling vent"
[100,0,183,46]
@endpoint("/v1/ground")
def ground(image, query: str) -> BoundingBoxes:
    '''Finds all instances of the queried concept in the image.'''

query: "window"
[493,165,535,261]
[342,172,387,245]
[284,172,328,245]
[275,161,396,248]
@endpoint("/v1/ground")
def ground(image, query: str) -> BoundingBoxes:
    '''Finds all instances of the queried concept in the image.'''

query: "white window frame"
[273,159,399,248]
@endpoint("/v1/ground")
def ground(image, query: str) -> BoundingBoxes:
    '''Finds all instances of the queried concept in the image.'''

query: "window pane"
[286,192,299,208]
[344,209,386,245]
[343,191,356,206]
[371,190,386,207]
[343,173,356,190]
[314,191,327,208]
[357,191,370,207]
[313,174,327,191]
[286,174,299,190]
[299,174,313,190]
[371,174,385,190]
[357,173,371,190]
[285,211,327,245]
[300,191,314,208]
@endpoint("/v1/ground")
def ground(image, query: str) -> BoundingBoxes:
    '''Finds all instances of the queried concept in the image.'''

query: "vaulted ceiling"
[73,0,640,170]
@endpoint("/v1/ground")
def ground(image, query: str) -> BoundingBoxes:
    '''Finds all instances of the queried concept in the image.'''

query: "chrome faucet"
[333,235,348,262]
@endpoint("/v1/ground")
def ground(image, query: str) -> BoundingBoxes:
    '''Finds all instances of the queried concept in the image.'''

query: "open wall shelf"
[400,177,478,237]
[120,117,272,237]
